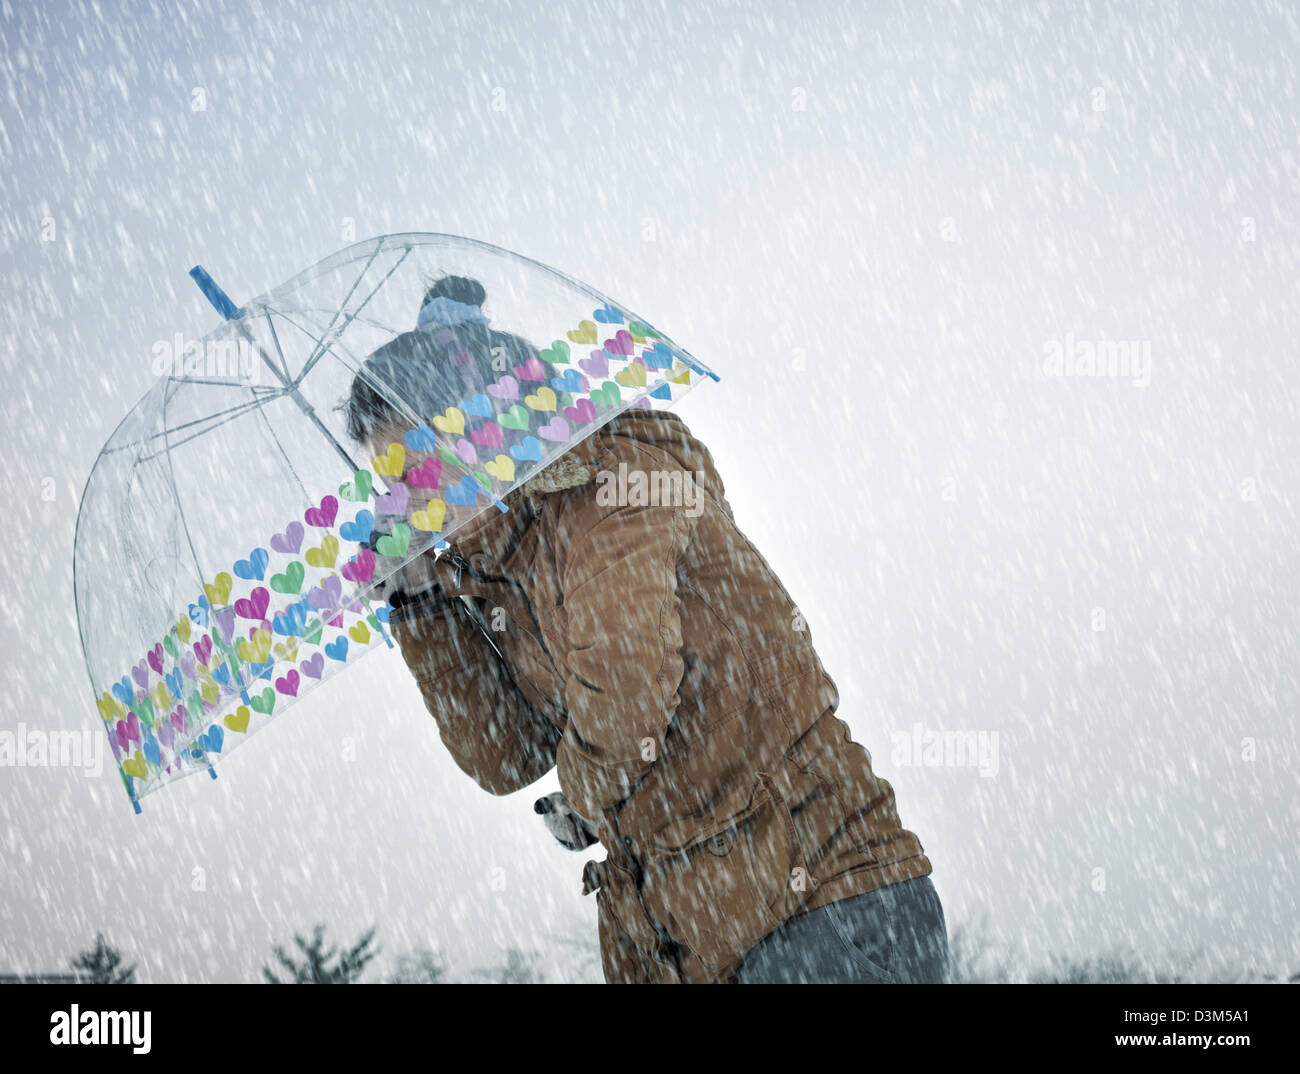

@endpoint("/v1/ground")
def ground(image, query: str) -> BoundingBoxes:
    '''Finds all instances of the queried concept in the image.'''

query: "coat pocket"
[638,776,794,978]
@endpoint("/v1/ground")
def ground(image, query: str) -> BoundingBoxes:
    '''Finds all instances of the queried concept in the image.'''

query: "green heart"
[339,469,373,502]
[163,635,178,659]
[302,619,323,646]
[437,445,460,468]
[590,381,622,408]
[270,561,305,594]
[136,698,154,726]
[375,524,411,559]
[628,321,661,340]
[499,404,530,431]
[540,340,570,365]
[474,470,492,490]
[367,614,379,632]
[186,692,203,719]
[249,688,276,715]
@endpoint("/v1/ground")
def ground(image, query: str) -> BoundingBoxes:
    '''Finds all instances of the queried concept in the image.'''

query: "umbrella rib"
[131,396,283,463]
[159,378,209,592]
[293,244,411,386]
[99,396,284,457]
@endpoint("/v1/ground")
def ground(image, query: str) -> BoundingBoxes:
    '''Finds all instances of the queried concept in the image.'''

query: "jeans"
[730,875,949,984]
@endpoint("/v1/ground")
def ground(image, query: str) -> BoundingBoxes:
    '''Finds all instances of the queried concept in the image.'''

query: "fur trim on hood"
[508,452,596,514]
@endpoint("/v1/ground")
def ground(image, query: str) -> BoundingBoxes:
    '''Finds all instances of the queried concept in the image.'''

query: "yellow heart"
[197,663,215,686]
[237,629,272,664]
[411,500,446,533]
[203,571,233,607]
[484,454,515,483]
[524,386,557,412]
[373,441,406,478]
[305,535,339,569]
[122,752,147,780]
[567,320,598,345]
[176,615,192,643]
[152,683,173,712]
[432,407,465,436]
[615,363,647,388]
[669,364,692,385]
[348,622,371,645]
[272,639,299,662]
[96,692,124,722]
[225,705,251,734]
[200,680,220,706]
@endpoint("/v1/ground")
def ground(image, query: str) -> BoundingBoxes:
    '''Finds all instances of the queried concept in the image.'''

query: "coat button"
[705,830,736,856]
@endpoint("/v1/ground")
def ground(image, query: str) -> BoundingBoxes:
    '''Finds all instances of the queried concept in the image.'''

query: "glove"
[534,792,600,851]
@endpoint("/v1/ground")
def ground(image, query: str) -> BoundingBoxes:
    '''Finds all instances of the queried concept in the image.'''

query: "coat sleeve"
[391,591,561,796]
[554,495,694,821]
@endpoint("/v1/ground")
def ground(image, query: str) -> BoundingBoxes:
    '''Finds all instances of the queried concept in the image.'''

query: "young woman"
[343,276,949,984]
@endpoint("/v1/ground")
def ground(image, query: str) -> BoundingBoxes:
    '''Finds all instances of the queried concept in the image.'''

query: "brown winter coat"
[388,409,932,983]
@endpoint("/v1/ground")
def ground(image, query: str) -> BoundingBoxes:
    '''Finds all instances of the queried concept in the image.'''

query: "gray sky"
[1,0,1297,982]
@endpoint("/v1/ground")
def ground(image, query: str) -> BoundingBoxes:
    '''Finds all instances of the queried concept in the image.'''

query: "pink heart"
[406,458,442,489]
[513,356,547,382]
[455,438,477,466]
[147,644,165,675]
[470,423,503,450]
[375,482,409,516]
[538,416,570,442]
[300,653,325,679]
[275,670,300,697]
[126,712,141,744]
[341,549,376,585]
[564,398,596,425]
[270,521,304,554]
[603,330,634,356]
[304,495,338,528]
[171,707,187,733]
[579,351,610,378]
[234,586,270,621]
[193,635,213,666]
[487,375,519,400]
[114,719,130,752]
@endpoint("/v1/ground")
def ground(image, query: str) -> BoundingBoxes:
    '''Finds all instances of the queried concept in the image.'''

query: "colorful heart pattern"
[98,302,713,804]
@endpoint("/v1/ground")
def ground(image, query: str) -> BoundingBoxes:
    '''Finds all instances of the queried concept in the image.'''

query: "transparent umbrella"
[74,233,719,812]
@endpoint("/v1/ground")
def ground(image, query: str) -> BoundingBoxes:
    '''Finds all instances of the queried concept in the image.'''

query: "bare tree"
[389,947,450,984]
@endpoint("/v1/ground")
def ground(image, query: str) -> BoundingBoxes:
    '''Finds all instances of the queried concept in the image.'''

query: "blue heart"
[165,668,184,698]
[445,475,481,506]
[339,510,374,545]
[593,304,623,324]
[246,661,274,681]
[373,604,391,624]
[143,738,161,767]
[111,677,135,707]
[404,422,438,452]
[233,547,269,580]
[272,602,308,637]
[650,383,672,400]
[324,636,349,662]
[461,393,493,418]
[188,597,210,626]
[200,725,224,755]
[211,661,231,687]
[551,369,584,393]
[509,436,543,463]
[642,342,674,369]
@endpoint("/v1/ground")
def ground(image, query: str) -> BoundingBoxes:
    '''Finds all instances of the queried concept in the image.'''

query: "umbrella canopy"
[74,233,719,812]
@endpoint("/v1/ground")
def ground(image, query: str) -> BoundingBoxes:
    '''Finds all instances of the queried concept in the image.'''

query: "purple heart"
[308,575,342,610]
[271,521,304,554]
[157,722,175,750]
[300,653,325,679]
[131,662,150,690]
[171,707,187,733]
[486,375,519,400]
[579,350,610,378]
[214,609,235,646]
[193,635,213,666]
[179,653,196,681]
[538,416,570,442]
[375,482,410,516]
[455,438,478,466]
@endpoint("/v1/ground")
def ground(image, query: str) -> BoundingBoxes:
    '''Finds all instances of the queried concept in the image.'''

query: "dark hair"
[341,276,548,445]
